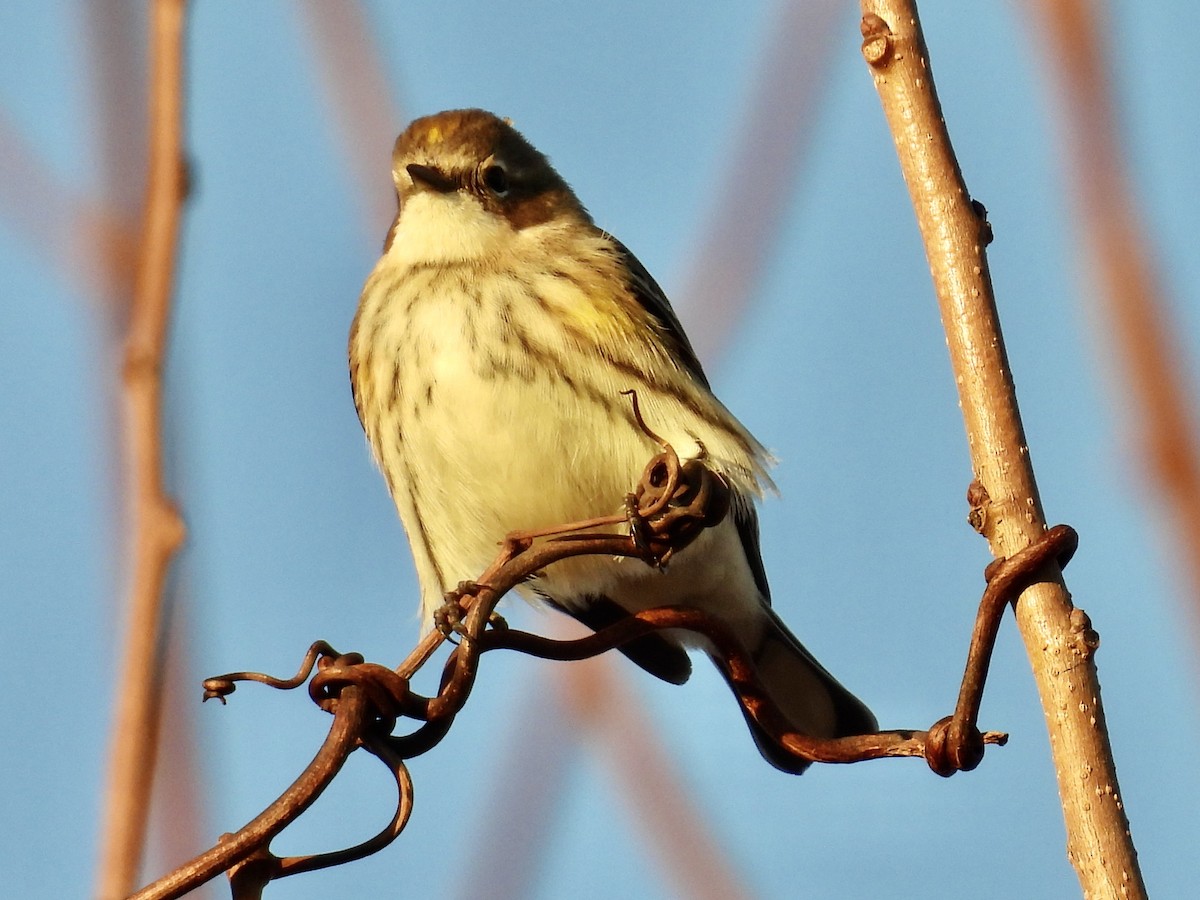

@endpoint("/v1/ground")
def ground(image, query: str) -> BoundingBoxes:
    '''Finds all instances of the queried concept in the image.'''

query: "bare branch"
[131,665,374,900]
[95,2,189,897]
[131,448,731,898]
[131,438,1072,895]
[858,2,1146,895]
[82,0,147,314]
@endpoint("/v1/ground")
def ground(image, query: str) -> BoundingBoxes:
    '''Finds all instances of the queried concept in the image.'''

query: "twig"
[129,450,729,898]
[481,602,1013,765]
[858,2,1146,895]
[133,439,1072,895]
[130,669,372,900]
[95,2,189,898]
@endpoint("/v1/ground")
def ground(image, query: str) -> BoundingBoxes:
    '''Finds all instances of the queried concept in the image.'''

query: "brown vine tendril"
[133,444,1078,898]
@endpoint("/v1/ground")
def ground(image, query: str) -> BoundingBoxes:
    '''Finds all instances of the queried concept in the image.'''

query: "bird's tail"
[711,605,876,774]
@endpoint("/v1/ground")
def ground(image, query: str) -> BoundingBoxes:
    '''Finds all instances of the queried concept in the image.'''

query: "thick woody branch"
[95,2,189,898]
[859,2,1145,896]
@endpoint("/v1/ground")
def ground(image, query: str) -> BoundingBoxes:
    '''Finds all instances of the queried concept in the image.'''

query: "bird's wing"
[732,493,772,602]
[609,237,711,390]
[348,358,367,432]
[610,237,773,603]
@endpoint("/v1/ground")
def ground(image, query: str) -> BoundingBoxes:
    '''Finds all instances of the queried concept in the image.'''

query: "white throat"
[387,191,513,265]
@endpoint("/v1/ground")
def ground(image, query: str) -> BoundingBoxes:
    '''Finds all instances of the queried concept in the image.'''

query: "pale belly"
[356,262,766,622]
[399,339,664,600]
[397,359,764,645]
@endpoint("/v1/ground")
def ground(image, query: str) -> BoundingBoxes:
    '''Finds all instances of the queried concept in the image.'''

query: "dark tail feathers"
[712,605,876,774]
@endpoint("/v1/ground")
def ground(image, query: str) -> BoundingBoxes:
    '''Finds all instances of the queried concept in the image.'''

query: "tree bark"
[858,2,1146,896]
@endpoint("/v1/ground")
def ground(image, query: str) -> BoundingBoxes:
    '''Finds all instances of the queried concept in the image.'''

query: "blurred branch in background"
[0,0,146,312]
[858,0,1145,895]
[1025,0,1200,634]
[449,677,577,900]
[95,1,190,898]
[141,602,210,892]
[0,105,136,307]
[678,0,842,365]
[83,0,147,317]
[453,620,754,900]
[297,0,406,239]
[85,0,210,885]
[560,652,755,900]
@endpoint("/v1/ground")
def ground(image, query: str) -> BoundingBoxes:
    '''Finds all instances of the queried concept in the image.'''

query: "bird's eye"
[482,164,509,196]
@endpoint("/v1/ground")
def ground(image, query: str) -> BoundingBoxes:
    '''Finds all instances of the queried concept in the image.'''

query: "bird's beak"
[406,163,457,194]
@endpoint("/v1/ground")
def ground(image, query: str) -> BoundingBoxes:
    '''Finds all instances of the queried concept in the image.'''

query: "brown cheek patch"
[505,189,568,230]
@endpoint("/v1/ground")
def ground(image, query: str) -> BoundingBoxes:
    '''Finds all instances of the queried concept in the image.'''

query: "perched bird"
[349,109,875,772]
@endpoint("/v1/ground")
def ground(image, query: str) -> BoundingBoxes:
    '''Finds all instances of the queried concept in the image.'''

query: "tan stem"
[95,1,189,897]
[858,2,1145,896]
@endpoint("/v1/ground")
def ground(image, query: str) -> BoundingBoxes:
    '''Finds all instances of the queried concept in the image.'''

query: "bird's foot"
[623,492,664,568]
[435,582,508,640]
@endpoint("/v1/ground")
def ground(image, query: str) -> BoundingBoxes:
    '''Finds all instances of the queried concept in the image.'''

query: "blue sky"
[3,1,1198,897]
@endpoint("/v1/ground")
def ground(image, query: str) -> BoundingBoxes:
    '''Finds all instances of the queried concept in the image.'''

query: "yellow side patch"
[547,277,645,343]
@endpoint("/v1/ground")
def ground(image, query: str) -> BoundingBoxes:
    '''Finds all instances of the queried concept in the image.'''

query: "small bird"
[349,109,875,772]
